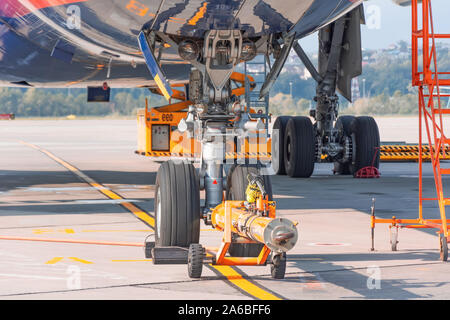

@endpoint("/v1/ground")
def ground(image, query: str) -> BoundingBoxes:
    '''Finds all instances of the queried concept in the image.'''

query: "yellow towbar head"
[211,197,298,254]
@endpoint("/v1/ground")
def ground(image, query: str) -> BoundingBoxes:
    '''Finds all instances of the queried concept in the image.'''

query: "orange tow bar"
[183,190,299,281]
[210,197,298,267]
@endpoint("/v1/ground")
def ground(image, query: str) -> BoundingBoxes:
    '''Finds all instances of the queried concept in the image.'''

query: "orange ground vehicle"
[136,71,271,163]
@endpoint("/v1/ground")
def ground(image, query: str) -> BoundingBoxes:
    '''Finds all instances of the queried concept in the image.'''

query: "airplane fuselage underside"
[0,0,361,88]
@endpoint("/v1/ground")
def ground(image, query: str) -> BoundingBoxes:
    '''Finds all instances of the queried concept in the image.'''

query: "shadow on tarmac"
[254,251,444,299]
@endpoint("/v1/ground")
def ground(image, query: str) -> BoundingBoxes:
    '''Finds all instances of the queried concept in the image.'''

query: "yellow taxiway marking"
[18,140,155,229]
[45,257,64,264]
[45,257,93,264]
[34,228,75,234]
[211,265,282,301]
[69,257,93,264]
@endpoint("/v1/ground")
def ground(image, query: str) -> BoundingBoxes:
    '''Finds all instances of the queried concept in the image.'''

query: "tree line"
[0,45,448,117]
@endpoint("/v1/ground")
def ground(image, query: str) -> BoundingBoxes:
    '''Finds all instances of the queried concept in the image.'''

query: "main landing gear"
[272,114,380,178]
[271,7,380,178]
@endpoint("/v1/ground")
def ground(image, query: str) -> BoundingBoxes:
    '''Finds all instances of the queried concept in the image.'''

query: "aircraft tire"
[271,252,287,279]
[349,116,380,176]
[284,116,315,178]
[154,160,200,247]
[271,116,291,175]
[333,115,356,175]
[226,165,272,257]
[188,244,204,278]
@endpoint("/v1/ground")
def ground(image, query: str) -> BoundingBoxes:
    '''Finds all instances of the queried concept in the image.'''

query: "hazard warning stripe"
[381,145,450,152]
[137,150,272,159]
[380,143,450,161]
[380,151,450,161]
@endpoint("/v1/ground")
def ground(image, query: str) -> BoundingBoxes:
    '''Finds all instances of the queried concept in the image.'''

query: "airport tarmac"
[1,118,450,300]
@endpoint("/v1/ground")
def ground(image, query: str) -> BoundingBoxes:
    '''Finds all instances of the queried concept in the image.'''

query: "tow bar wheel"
[440,234,448,262]
[188,244,204,278]
[390,226,399,252]
[154,160,200,247]
[271,252,287,279]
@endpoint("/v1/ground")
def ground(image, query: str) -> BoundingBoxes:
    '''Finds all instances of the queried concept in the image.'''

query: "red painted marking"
[213,180,218,185]
[305,280,324,290]
[0,0,87,18]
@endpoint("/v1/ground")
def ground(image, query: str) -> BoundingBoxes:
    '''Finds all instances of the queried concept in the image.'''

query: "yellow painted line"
[211,265,282,301]
[45,257,93,264]
[45,257,64,264]
[121,202,155,227]
[34,228,75,234]
[111,259,153,262]
[98,188,122,200]
[69,257,93,264]
[18,140,155,229]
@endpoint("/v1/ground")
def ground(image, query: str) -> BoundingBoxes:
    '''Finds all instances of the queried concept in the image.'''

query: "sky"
[298,0,450,52]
